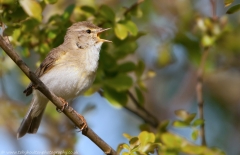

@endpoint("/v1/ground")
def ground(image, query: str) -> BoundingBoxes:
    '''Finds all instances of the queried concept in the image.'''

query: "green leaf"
[142,143,159,153]
[135,60,145,77]
[129,137,139,148]
[63,4,75,19]
[135,86,144,106]
[81,5,96,14]
[172,120,189,128]
[226,4,240,14]
[103,87,128,107]
[185,113,197,123]
[123,133,133,140]
[191,129,199,140]
[161,132,184,148]
[118,62,136,73]
[192,119,204,127]
[158,120,170,132]
[104,74,133,92]
[122,152,130,155]
[174,109,189,120]
[44,0,58,4]
[182,145,206,154]
[201,35,215,47]
[3,26,15,36]
[114,42,138,59]
[19,0,42,22]
[225,0,234,7]
[138,131,155,145]
[99,5,115,22]
[124,21,138,36]
[114,23,128,40]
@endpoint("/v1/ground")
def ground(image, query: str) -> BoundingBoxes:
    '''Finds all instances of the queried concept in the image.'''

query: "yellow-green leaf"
[172,120,189,128]
[114,23,128,40]
[191,129,199,140]
[138,131,155,145]
[20,0,42,22]
[225,0,234,7]
[125,20,138,36]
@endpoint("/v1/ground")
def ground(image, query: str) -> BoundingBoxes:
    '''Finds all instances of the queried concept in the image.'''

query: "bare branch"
[127,91,159,127]
[196,47,209,146]
[0,35,117,155]
[124,0,144,16]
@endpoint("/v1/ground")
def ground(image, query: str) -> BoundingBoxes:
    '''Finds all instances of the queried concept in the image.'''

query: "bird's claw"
[56,97,68,113]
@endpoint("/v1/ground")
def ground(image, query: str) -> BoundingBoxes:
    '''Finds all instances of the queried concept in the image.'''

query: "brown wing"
[23,47,66,96]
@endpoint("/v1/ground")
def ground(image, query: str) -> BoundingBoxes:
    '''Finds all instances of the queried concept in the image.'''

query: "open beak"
[97,28,112,43]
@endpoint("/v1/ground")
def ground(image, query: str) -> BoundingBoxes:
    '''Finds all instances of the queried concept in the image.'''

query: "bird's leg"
[56,97,68,113]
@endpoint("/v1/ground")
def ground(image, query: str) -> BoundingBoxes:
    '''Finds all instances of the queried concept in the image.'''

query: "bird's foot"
[56,97,68,113]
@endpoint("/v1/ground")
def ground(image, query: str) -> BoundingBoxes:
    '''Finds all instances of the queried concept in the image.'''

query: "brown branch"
[0,35,117,155]
[127,91,159,127]
[196,47,209,146]
[98,90,159,128]
[124,0,144,16]
[210,0,217,21]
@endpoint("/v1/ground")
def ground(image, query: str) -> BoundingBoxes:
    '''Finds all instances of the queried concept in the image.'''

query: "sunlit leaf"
[19,0,42,22]
[172,120,189,128]
[138,131,155,145]
[123,133,133,140]
[174,109,189,120]
[224,0,234,7]
[161,132,185,148]
[226,4,240,14]
[191,129,199,140]
[192,119,204,127]
[124,20,138,36]
[114,23,128,40]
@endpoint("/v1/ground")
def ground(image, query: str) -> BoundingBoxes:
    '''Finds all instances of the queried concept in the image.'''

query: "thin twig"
[196,47,209,146]
[124,0,144,16]
[210,0,217,21]
[0,35,117,155]
[98,90,159,128]
[127,91,158,127]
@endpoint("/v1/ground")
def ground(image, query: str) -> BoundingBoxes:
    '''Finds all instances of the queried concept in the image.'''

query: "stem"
[196,47,209,146]
[127,91,159,127]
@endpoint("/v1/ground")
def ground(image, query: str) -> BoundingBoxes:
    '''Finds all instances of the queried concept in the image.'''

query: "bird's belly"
[40,65,96,100]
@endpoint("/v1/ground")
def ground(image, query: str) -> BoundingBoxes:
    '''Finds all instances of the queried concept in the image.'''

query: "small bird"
[17,21,111,138]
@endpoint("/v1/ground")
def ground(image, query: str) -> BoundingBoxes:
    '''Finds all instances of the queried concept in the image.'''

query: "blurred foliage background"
[1,0,240,154]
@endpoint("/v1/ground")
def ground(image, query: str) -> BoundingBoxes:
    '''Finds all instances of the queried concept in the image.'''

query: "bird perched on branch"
[17,21,111,138]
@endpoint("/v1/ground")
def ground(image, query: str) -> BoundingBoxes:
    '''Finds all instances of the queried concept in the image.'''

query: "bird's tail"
[17,96,48,139]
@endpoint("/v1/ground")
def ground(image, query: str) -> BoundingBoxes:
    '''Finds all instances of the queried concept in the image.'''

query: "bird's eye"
[86,29,91,34]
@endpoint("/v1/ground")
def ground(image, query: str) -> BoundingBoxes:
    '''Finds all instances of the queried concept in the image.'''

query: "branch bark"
[0,35,117,155]
[196,47,209,146]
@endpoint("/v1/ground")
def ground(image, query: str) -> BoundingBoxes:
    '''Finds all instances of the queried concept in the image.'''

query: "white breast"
[40,46,100,101]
